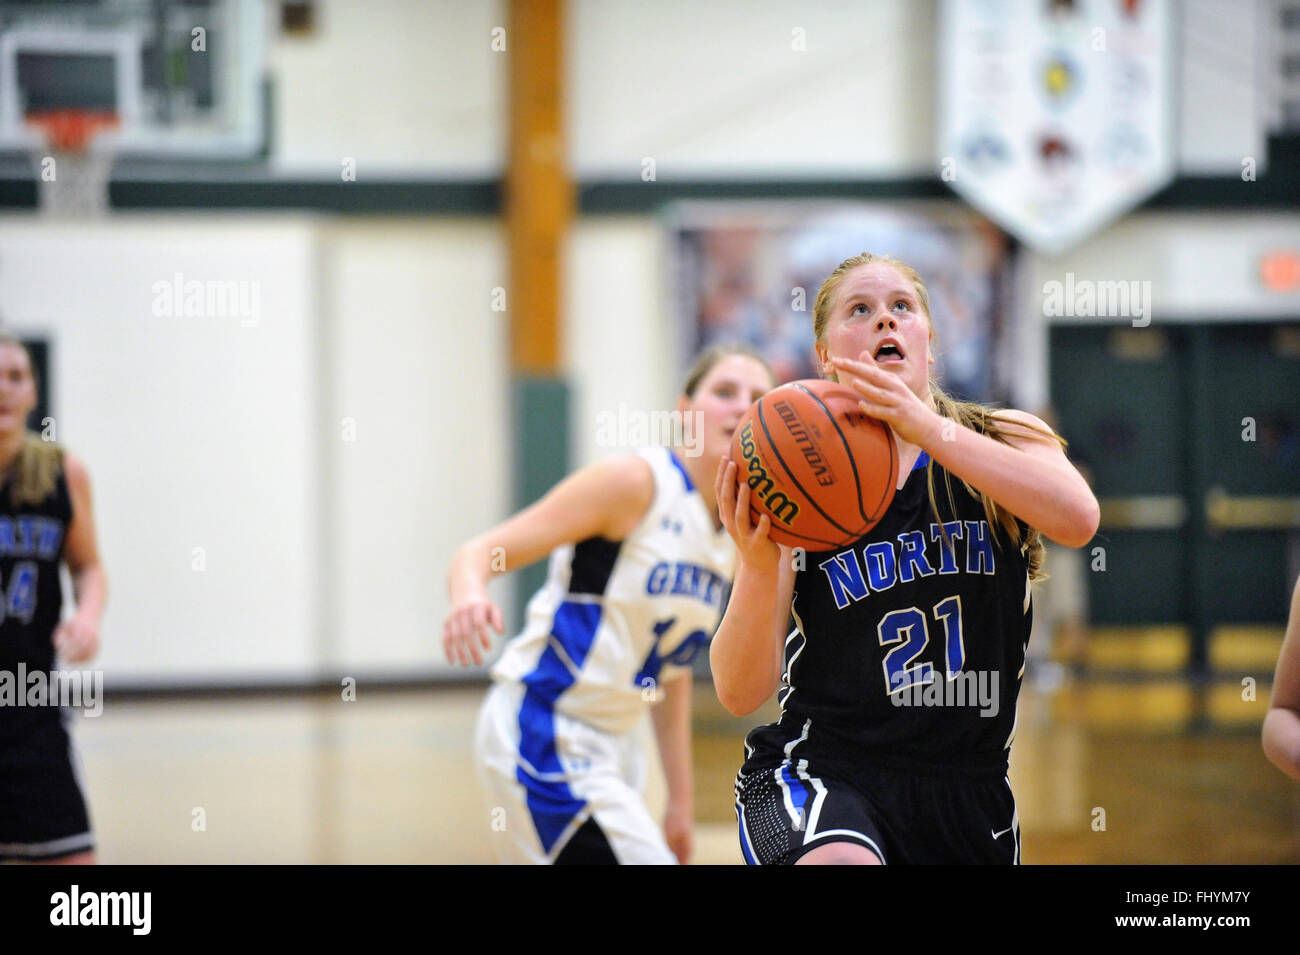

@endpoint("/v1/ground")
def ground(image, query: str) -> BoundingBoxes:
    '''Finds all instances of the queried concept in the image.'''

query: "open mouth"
[874,341,905,363]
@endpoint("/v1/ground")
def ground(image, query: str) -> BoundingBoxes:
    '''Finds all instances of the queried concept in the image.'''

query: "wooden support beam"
[507,0,571,375]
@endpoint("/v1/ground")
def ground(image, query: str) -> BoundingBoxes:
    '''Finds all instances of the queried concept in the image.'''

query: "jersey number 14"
[0,561,39,624]
[635,616,709,689]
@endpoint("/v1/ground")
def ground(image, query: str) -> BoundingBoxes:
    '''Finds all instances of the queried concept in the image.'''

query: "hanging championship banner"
[937,0,1175,254]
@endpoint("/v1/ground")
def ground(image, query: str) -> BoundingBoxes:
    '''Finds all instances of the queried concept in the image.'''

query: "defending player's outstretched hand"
[442,598,504,667]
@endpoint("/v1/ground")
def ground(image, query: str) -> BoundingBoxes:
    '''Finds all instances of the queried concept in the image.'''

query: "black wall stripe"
[3,140,1299,214]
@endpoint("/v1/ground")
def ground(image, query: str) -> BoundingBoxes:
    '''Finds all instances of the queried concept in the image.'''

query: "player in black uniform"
[711,253,1099,864]
[0,335,107,864]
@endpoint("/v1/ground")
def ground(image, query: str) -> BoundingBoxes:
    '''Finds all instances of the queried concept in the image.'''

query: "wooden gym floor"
[68,675,1299,864]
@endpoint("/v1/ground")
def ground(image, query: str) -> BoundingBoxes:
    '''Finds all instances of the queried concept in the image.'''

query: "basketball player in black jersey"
[0,335,107,864]
[712,253,1099,865]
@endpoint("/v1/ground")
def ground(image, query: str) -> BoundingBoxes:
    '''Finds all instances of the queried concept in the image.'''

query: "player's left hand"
[831,352,941,448]
[53,613,100,664]
[664,800,693,865]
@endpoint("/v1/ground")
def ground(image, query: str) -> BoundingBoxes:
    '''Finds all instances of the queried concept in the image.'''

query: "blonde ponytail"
[926,383,1063,581]
[9,433,63,507]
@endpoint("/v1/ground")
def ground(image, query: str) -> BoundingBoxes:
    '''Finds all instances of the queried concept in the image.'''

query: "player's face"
[816,263,935,400]
[0,345,36,436]
[682,354,774,462]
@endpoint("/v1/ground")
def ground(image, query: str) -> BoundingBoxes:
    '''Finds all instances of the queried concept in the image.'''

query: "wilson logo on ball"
[730,379,899,550]
[737,421,800,527]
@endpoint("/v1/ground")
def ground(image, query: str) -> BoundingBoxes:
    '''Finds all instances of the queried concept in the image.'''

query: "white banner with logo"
[938,0,1175,254]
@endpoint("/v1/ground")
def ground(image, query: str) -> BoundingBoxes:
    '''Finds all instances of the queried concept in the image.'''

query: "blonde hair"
[0,335,62,506]
[682,343,776,397]
[812,252,1062,581]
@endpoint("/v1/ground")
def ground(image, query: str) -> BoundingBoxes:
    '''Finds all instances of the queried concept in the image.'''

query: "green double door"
[1051,322,1300,674]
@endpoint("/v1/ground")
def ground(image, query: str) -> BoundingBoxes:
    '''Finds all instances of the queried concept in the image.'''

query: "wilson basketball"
[730,379,898,550]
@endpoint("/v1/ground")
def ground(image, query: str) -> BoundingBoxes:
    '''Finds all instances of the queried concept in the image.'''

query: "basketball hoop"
[26,110,119,218]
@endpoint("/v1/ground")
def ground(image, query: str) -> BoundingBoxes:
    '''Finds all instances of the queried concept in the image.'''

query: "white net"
[30,136,115,218]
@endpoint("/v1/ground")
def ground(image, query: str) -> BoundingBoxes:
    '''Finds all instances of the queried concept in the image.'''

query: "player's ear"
[676,393,689,416]
[814,341,835,379]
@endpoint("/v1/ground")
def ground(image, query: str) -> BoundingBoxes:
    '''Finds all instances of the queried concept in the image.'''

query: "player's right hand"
[442,598,504,666]
[715,455,780,572]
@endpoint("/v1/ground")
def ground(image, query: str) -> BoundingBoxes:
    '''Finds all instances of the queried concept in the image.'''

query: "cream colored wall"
[322,218,510,677]
[265,0,1265,178]
[0,215,514,683]
[0,215,321,684]
[269,0,507,175]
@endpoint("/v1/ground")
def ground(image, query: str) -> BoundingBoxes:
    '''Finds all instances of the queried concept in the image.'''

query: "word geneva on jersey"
[645,559,727,607]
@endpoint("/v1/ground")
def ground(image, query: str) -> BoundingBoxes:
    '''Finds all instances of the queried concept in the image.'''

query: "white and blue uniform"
[476,447,734,864]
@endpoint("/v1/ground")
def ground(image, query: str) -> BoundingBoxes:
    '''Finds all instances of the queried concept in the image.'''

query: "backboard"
[0,0,267,161]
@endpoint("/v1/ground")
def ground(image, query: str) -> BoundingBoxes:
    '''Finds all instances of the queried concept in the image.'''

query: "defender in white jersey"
[444,347,775,864]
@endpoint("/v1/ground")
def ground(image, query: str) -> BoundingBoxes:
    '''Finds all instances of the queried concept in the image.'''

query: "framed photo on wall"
[670,201,1015,402]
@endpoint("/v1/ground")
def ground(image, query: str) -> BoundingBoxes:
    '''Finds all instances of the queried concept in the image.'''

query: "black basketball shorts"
[0,712,95,862]
[734,755,1019,865]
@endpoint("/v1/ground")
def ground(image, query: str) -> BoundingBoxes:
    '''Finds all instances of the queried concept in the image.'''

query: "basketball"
[730,379,899,550]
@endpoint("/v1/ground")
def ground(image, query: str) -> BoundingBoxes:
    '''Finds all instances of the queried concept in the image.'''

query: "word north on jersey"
[646,560,727,607]
[0,515,64,559]
[819,520,997,609]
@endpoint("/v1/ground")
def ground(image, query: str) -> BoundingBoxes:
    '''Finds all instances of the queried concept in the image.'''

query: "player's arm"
[54,452,107,664]
[443,454,655,666]
[650,670,694,864]
[831,355,1099,548]
[709,457,796,716]
[1263,576,1300,781]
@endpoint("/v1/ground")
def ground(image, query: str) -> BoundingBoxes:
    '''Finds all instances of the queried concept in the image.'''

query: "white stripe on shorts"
[0,831,94,859]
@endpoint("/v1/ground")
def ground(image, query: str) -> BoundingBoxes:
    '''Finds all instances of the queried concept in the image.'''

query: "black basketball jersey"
[744,450,1033,775]
[0,450,72,729]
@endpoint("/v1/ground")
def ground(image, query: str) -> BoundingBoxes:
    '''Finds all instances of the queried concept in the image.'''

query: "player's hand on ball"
[442,597,504,667]
[715,456,780,572]
[664,800,693,865]
[831,353,941,448]
[52,614,99,664]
